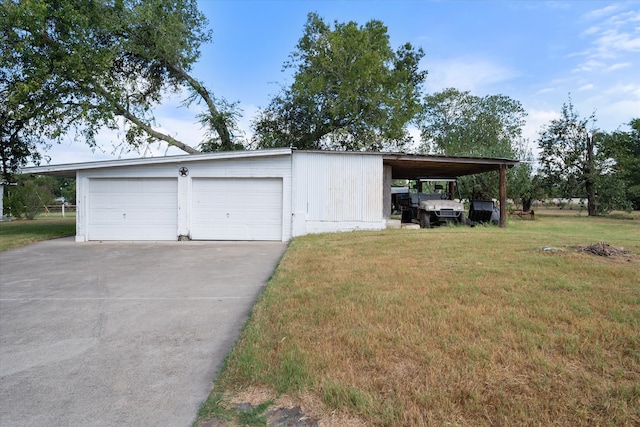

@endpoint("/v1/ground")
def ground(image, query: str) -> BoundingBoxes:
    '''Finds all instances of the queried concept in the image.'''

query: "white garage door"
[88,178,178,241]
[191,178,283,241]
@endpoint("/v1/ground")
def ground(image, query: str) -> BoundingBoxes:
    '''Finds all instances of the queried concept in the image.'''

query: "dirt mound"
[576,242,630,257]
[265,406,318,426]
[198,404,318,427]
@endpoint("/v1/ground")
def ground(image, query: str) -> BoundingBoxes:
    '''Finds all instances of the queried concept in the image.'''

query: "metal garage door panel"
[191,178,282,241]
[88,178,178,240]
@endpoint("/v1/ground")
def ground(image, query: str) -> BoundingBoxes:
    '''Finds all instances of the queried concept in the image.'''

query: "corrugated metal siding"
[293,152,383,222]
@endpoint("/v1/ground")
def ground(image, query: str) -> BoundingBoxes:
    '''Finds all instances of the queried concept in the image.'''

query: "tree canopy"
[537,99,603,215]
[419,88,526,158]
[418,88,529,200]
[1,0,241,179]
[251,13,426,151]
[599,118,640,211]
[0,93,46,182]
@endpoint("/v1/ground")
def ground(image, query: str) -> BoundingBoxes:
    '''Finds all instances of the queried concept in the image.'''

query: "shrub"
[4,175,55,219]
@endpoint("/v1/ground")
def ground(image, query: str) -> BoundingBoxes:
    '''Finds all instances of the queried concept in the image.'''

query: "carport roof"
[382,153,519,179]
[22,148,518,180]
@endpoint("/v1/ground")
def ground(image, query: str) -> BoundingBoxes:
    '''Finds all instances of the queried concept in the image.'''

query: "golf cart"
[398,179,473,228]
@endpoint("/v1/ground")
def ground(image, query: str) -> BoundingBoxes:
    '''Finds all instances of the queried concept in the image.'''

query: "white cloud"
[572,59,605,72]
[602,82,640,97]
[607,62,632,71]
[582,3,622,21]
[522,109,562,143]
[40,140,114,166]
[569,82,640,132]
[585,10,640,52]
[519,87,635,162]
[543,1,572,11]
[578,83,594,91]
[591,98,640,132]
[424,57,517,94]
[582,25,601,36]
[573,6,640,76]
[607,9,640,27]
[519,108,563,165]
[592,28,640,57]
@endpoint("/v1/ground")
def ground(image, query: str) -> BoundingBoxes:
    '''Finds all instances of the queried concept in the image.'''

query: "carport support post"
[499,164,507,228]
[448,181,455,200]
[383,165,392,219]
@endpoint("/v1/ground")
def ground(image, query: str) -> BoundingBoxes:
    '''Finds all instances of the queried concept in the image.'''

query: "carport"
[382,153,519,228]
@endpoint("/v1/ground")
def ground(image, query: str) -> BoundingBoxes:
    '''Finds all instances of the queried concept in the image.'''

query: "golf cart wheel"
[419,211,431,228]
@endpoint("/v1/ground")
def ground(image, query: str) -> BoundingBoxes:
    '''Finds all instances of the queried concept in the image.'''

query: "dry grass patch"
[202,216,640,426]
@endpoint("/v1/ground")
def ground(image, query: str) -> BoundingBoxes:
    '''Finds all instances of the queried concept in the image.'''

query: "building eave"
[21,148,293,178]
[21,148,519,180]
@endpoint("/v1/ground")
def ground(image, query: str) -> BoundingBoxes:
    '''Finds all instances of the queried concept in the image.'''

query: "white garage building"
[25,149,517,242]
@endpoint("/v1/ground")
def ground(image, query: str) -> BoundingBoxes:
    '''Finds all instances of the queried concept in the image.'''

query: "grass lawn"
[0,214,76,251]
[197,213,640,426]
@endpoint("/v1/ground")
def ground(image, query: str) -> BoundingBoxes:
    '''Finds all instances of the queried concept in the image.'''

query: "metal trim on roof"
[21,148,293,177]
[22,148,519,180]
[381,152,518,164]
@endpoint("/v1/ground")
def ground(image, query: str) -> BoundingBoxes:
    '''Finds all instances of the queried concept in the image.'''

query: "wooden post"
[383,165,392,219]
[448,181,455,200]
[499,164,507,228]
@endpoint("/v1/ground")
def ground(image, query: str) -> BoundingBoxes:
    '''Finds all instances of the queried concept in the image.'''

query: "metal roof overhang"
[22,149,519,180]
[21,148,293,178]
[382,153,519,180]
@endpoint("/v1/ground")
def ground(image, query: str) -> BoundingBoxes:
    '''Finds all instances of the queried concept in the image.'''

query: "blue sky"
[45,0,640,164]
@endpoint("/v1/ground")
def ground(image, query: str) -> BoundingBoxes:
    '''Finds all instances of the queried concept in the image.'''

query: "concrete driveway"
[0,237,287,426]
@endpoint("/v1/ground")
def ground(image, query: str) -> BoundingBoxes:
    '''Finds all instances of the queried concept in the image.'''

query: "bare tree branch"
[164,61,233,150]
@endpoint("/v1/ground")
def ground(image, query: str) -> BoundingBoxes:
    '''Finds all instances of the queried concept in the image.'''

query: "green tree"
[537,99,602,216]
[0,63,62,181]
[252,13,426,151]
[0,95,44,182]
[508,140,545,211]
[600,118,640,210]
[3,175,56,220]
[419,88,526,157]
[418,88,527,200]
[1,0,241,174]
[56,178,76,205]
